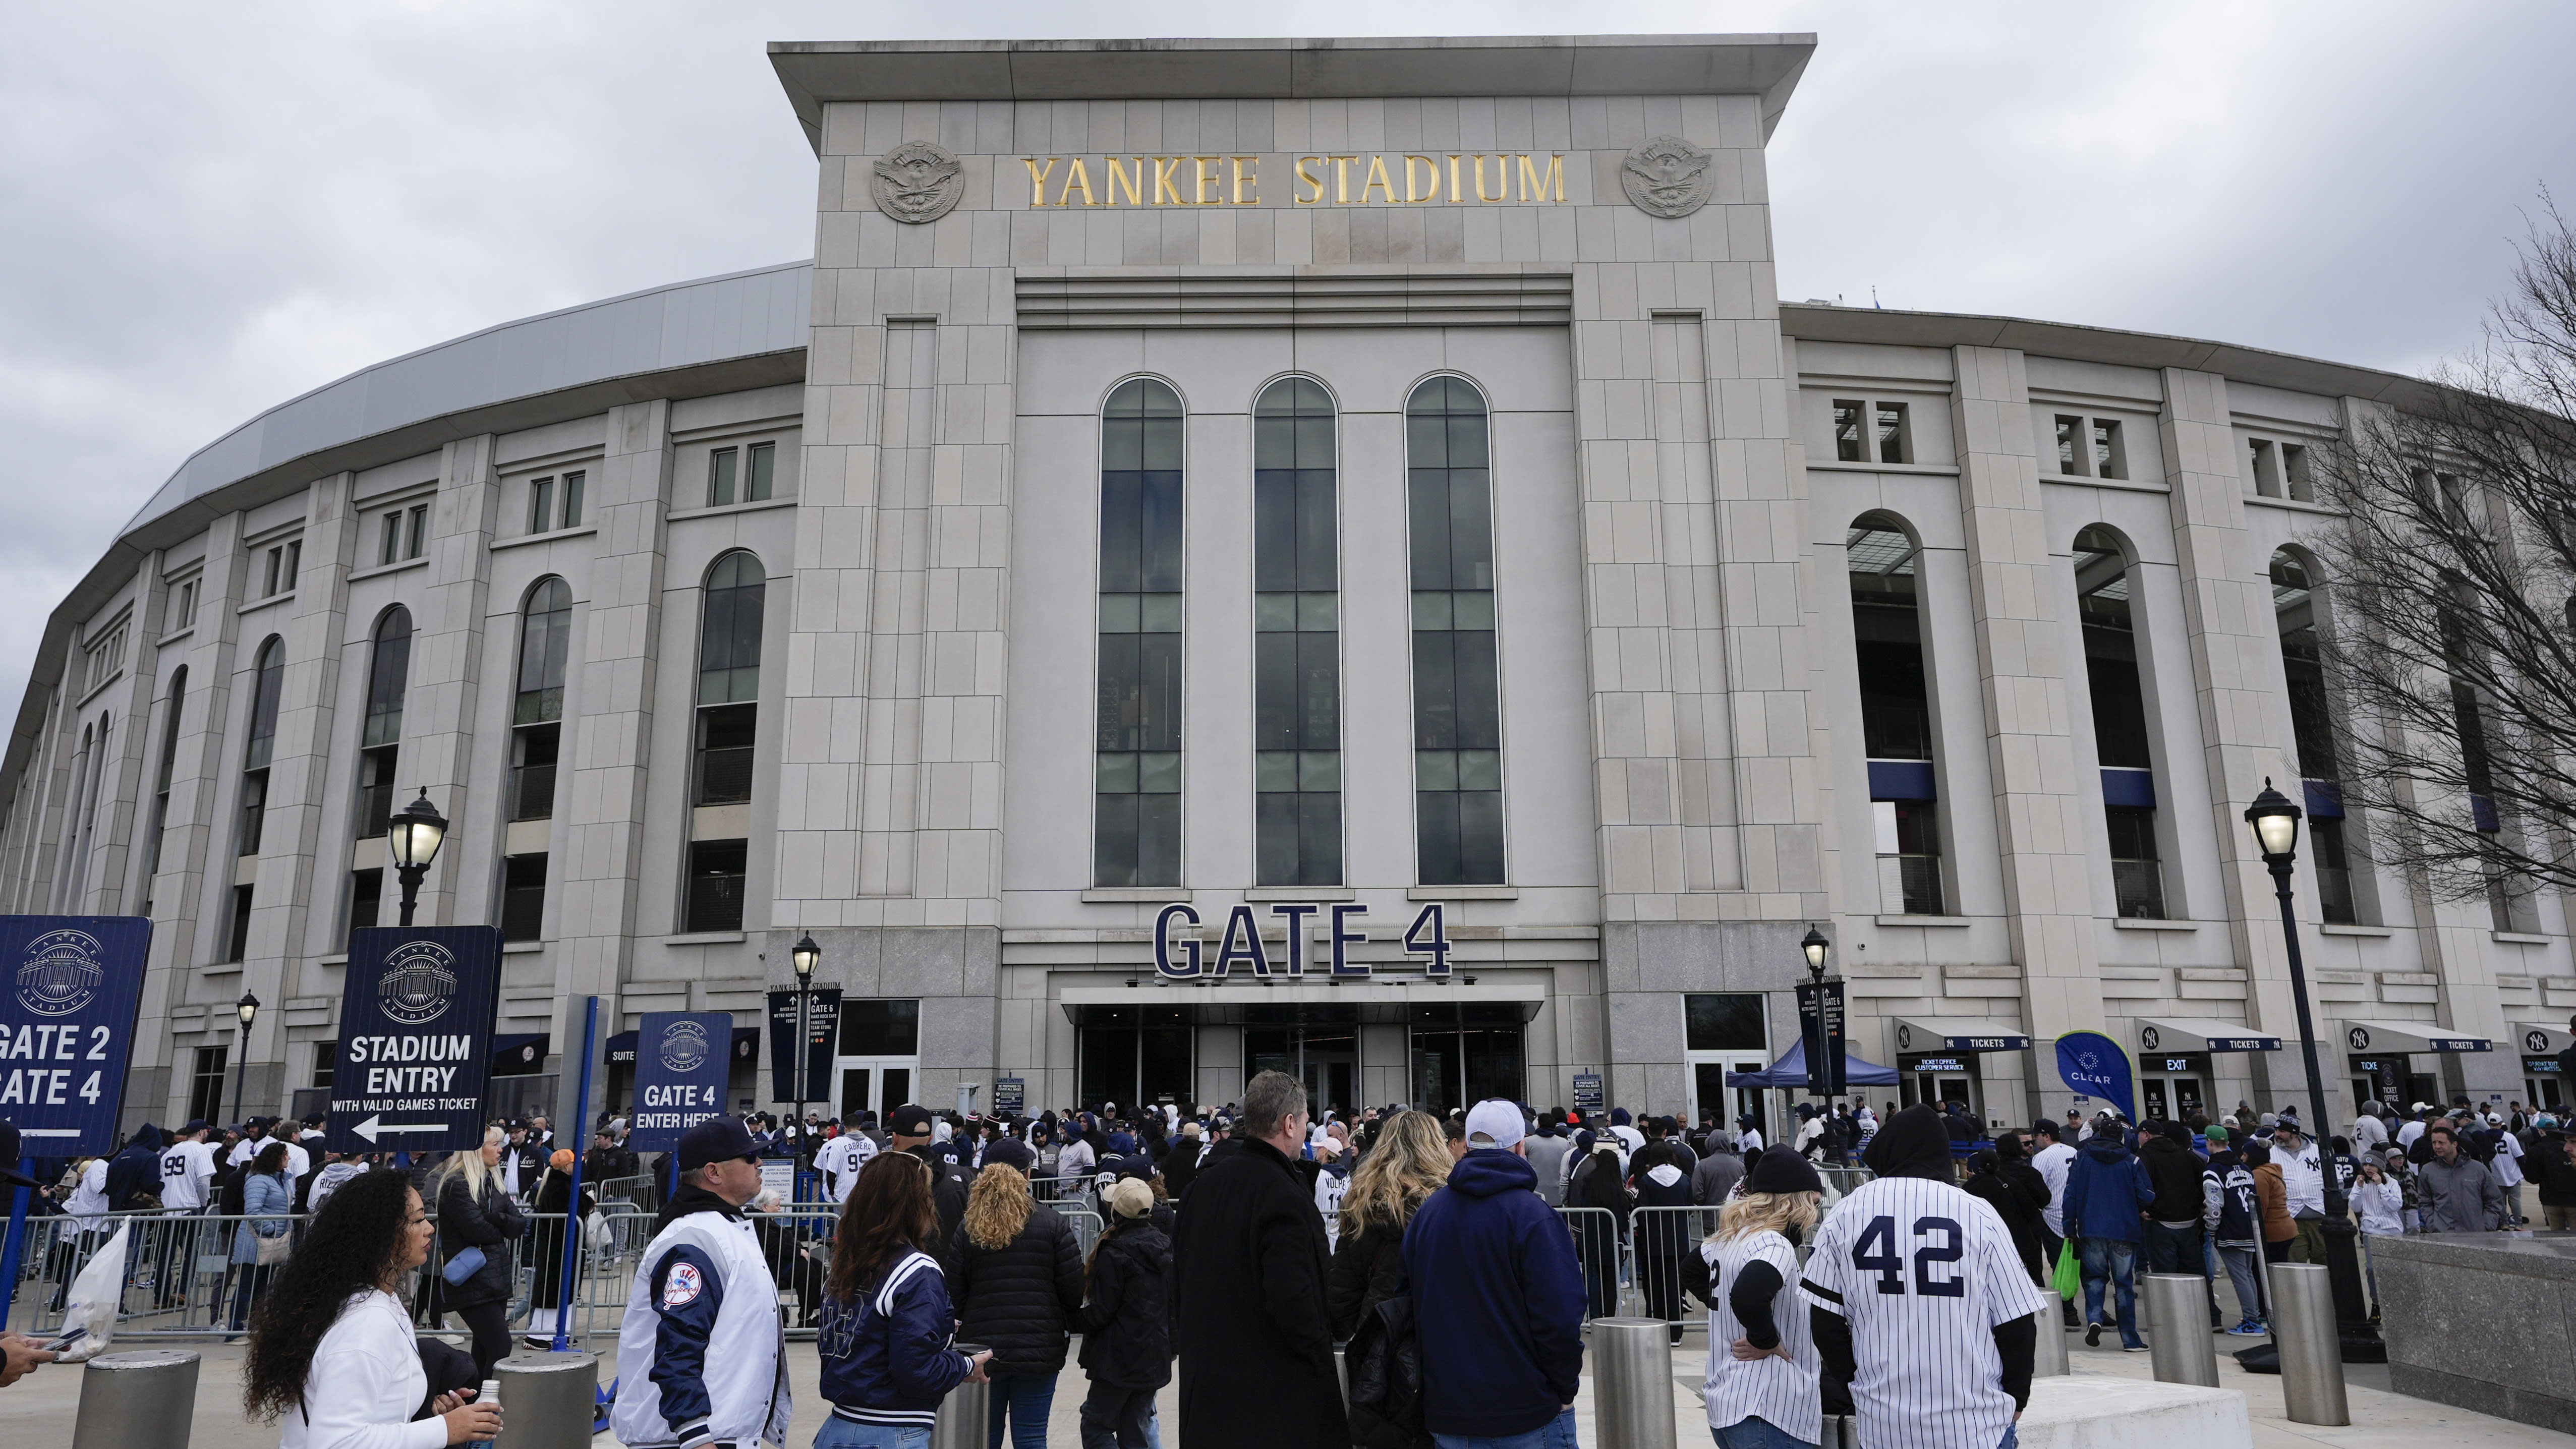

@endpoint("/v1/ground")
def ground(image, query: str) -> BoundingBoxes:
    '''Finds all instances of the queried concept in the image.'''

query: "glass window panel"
[1099,594,1141,633]
[1256,793,1300,885]
[1254,419,1293,470]
[1684,993,1766,1051]
[747,443,775,501]
[1255,633,1297,748]
[1137,751,1181,793]
[1412,634,1457,748]
[1446,479,1494,590]
[1103,414,1144,471]
[1296,633,1339,749]
[1138,594,1182,633]
[1300,793,1343,885]
[1299,750,1341,791]
[528,478,552,535]
[1295,416,1333,466]
[1096,634,1140,749]
[1254,593,1296,631]
[1097,751,1139,793]
[1457,749,1502,791]
[1094,795,1141,886]
[1099,475,1142,592]
[1876,404,1908,465]
[1139,475,1184,592]
[1446,415,1491,469]
[1137,793,1181,885]
[838,998,920,1056]
[1297,593,1338,631]
[1833,402,1864,463]
[1253,477,1298,591]
[1135,633,1181,750]
[1450,591,1495,630]
[1408,413,1449,468]
[1141,415,1183,472]
[561,472,585,528]
[1416,793,1462,886]
[1451,632,1501,748]
[1256,751,1297,791]
[1417,749,1459,791]
[709,448,737,507]
[1412,592,1452,630]
[1457,791,1505,883]
[1296,474,1336,592]
[1409,477,1452,591]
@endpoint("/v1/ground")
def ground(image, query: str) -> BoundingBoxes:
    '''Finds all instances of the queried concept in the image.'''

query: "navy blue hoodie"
[1401,1148,1586,1437]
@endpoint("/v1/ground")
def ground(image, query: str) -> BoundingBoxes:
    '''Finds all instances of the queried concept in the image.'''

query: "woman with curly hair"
[951,1156,1082,1449]
[1326,1109,1451,1341]
[243,1167,503,1446]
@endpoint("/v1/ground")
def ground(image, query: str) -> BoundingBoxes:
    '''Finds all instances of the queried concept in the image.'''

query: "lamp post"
[1801,924,1830,983]
[386,788,448,927]
[230,990,260,1126]
[790,933,821,1202]
[2244,778,2383,1358]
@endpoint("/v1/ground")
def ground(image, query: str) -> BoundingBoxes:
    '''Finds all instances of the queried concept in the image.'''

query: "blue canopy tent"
[1724,1037,1900,1089]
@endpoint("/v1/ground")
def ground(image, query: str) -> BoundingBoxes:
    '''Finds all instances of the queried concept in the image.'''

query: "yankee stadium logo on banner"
[16,927,105,1016]
[659,1017,712,1073]
[377,940,461,1025]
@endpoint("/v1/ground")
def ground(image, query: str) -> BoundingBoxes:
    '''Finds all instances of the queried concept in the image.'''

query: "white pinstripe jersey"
[1801,1176,2043,1449]
[1702,1229,1820,1442]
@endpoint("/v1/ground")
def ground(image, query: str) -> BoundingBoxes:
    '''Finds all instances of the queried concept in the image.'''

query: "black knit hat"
[1744,1148,1824,1197]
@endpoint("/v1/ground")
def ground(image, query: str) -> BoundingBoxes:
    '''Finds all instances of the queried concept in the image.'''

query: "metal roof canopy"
[1057,978,1541,1026]
[1891,1016,2033,1054]
[2339,1019,2492,1054]
[2512,1022,2574,1056]
[2135,1017,2282,1054]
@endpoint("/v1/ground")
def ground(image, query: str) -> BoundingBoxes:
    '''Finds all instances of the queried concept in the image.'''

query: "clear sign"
[629,1011,733,1150]
[328,926,504,1152]
[0,916,149,1155]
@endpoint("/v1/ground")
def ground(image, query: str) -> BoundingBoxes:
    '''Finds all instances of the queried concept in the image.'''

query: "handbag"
[255,1226,294,1266]
[441,1245,487,1287]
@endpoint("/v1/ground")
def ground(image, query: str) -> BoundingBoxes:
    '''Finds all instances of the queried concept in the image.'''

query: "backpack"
[1343,1289,1427,1449]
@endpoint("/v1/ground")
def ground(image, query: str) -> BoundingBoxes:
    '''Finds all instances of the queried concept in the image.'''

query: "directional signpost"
[327,925,504,1151]
[1798,977,1848,1098]
[629,1011,733,1150]
[766,988,839,1104]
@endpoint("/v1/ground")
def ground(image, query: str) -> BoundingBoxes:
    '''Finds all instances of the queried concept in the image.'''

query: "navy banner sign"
[1572,1072,1604,1113]
[1797,978,1848,1097]
[994,1075,1025,1115]
[0,916,150,1155]
[2054,1030,2137,1121]
[328,926,503,1151]
[629,1011,733,1150]
[767,989,840,1104]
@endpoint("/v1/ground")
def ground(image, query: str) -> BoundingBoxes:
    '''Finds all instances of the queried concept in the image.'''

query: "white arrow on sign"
[20,1129,79,1138]
[352,1115,445,1143]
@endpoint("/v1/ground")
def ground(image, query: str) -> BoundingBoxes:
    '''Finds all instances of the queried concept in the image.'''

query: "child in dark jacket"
[1077,1178,1173,1449]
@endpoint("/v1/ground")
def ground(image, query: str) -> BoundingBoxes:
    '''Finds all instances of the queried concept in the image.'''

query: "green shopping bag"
[2050,1240,2080,1300]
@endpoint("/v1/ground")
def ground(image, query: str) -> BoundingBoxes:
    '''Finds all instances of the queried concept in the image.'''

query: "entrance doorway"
[1406,1003,1525,1118]
[1683,993,1770,1139]
[835,997,920,1123]
[1246,1020,1361,1120]
[2139,1052,2210,1122]
[1076,1006,1195,1111]
[1899,1055,1980,1121]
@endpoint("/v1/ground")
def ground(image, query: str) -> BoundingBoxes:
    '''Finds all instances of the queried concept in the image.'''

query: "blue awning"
[1724,1037,1900,1089]
[491,1033,550,1077]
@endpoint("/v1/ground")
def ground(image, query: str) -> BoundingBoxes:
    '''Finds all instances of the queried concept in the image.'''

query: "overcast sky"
[4,2,2570,704]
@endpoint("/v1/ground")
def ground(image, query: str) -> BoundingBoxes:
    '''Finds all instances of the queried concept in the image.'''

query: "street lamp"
[790,933,821,1201]
[1801,924,1830,982]
[230,990,260,1126]
[2243,777,2382,1358]
[387,788,448,927]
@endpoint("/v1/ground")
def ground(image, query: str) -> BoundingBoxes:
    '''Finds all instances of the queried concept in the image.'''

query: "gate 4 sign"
[328,925,503,1152]
[0,916,149,1155]
[629,1011,732,1150]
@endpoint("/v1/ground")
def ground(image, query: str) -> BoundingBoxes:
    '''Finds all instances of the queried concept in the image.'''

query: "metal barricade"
[1816,1166,1873,1203]
[590,1174,650,1207]
[1060,1206,1107,1261]
[16,1210,292,1339]
[1554,1205,1628,1320]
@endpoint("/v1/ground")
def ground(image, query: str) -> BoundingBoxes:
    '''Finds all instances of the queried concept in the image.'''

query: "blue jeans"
[1437,1406,1579,1449]
[2078,1237,2142,1349]
[988,1373,1056,1449]
[1713,1415,1816,1449]
[817,1419,932,1449]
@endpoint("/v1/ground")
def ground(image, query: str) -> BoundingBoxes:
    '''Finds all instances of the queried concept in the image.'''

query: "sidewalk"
[3,1321,2561,1447]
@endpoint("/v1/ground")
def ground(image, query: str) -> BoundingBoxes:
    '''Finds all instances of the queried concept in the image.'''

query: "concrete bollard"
[2033,1290,2071,1377]
[72,1350,200,1449]
[1588,1317,1677,1449]
[931,1344,991,1449]
[2143,1274,2219,1387]
[2268,1263,2349,1426]
[492,1350,598,1447]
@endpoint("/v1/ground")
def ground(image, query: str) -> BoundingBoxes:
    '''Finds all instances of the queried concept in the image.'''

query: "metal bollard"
[2033,1290,2071,1377]
[931,1344,991,1449]
[72,1350,200,1449]
[2143,1274,2218,1387]
[2268,1262,2349,1426]
[492,1351,598,1447]
[1588,1317,1677,1449]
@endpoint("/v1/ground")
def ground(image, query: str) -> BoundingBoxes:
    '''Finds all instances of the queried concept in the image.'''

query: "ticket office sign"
[0,916,150,1156]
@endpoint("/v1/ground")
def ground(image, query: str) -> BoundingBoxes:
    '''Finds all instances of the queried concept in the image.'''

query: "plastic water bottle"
[476,1379,501,1443]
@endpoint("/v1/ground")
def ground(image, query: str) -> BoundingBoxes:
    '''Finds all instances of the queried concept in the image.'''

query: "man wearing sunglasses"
[613,1115,792,1449]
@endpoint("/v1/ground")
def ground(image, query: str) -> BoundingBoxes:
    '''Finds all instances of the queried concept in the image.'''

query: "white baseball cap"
[1463,1099,1526,1150]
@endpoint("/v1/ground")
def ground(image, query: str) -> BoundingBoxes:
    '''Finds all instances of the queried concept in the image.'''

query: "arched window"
[1849,512,1941,914]
[510,579,571,822]
[1405,377,1503,885]
[2072,528,2162,917]
[346,609,412,941]
[1094,378,1184,888]
[228,634,284,960]
[2269,551,2358,923]
[139,665,185,914]
[686,552,766,932]
[243,636,284,771]
[55,720,95,913]
[1253,377,1340,887]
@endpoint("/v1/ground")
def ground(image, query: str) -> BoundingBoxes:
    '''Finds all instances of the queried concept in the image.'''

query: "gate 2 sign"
[629,1011,733,1151]
[0,916,150,1156]
[328,925,503,1152]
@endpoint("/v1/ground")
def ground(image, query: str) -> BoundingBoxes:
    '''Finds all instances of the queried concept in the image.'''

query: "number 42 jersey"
[1801,1176,2044,1449]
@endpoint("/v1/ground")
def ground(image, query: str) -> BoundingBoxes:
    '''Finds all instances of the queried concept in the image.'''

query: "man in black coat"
[890,1103,973,1276]
[1170,1070,1349,1449]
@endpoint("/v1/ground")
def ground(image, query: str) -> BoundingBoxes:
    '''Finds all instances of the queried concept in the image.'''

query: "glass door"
[836,998,920,1122]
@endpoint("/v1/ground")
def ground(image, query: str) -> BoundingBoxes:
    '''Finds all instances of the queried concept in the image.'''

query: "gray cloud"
[3,1,2566,702]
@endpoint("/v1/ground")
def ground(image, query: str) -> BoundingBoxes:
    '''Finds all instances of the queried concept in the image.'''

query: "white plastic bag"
[54,1218,131,1362]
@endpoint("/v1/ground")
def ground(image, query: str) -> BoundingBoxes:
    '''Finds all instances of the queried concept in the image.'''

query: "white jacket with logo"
[612,1205,791,1448]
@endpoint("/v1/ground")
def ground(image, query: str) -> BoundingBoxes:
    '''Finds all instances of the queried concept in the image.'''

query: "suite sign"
[1153,901,1454,979]
[1021,153,1568,208]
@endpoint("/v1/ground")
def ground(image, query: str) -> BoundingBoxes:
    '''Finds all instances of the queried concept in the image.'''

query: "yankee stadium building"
[1,35,2550,1141]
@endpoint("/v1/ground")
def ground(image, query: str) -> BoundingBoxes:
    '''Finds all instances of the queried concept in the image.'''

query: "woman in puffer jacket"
[949,1150,1083,1449]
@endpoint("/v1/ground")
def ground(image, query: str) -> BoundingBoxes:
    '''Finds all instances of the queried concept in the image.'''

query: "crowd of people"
[2,1080,2559,1447]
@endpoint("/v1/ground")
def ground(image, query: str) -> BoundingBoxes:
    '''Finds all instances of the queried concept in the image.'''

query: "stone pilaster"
[397,437,502,924]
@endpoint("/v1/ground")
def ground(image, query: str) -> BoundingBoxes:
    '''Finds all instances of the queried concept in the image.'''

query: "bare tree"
[2313,195,2576,911]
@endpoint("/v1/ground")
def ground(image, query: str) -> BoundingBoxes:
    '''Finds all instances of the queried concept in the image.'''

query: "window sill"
[1408,886,1518,901]
[2037,470,2168,494]
[318,953,348,966]
[348,555,430,584]
[1083,888,1186,903]
[201,963,244,977]
[662,931,745,946]
[2242,494,2340,517]
[237,592,296,618]
[1245,886,1355,901]
[157,626,195,649]
[75,669,126,709]
[2112,918,2198,932]
[2318,923,2395,938]
[667,496,798,524]
[2493,931,2552,946]
[503,940,547,954]
[491,524,599,553]
[1875,913,1971,928]
[1803,460,1963,478]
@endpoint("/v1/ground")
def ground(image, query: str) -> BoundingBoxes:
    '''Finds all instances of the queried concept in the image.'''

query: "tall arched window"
[2269,552,2358,924]
[228,635,284,960]
[1405,377,1503,885]
[2072,528,2163,917]
[55,720,95,913]
[1094,378,1184,888]
[1849,513,1942,914]
[347,608,412,941]
[687,552,766,931]
[502,578,570,941]
[139,665,185,914]
[1253,377,1341,886]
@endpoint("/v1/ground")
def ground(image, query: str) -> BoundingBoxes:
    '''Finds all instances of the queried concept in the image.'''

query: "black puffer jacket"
[951,1202,1084,1376]
[1079,1219,1173,1390]
[435,1168,528,1310]
[1327,1219,1407,1341]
